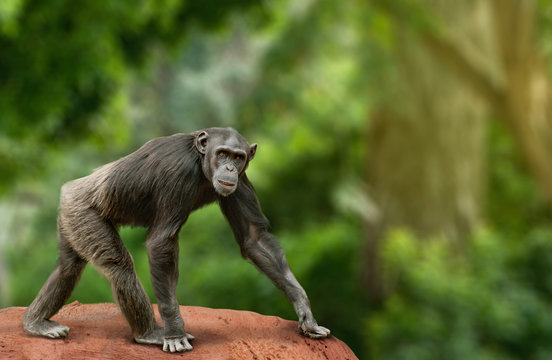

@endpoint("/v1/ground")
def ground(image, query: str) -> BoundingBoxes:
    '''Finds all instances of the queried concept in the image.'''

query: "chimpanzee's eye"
[235,154,244,161]
[218,151,228,158]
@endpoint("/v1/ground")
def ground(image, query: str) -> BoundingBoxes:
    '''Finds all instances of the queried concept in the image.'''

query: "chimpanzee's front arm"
[218,177,330,339]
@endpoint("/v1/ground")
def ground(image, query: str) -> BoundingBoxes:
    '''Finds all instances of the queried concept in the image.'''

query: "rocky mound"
[0,302,357,359]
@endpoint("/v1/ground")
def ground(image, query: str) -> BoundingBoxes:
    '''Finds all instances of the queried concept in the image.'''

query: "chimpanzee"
[22,127,330,352]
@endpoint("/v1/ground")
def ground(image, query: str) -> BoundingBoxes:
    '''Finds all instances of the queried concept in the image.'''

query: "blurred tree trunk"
[366,0,552,299]
[363,1,489,300]
[490,0,552,202]
[418,0,552,203]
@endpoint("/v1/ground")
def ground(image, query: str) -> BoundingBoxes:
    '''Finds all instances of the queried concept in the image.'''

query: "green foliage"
[487,121,552,233]
[0,0,260,139]
[366,228,552,360]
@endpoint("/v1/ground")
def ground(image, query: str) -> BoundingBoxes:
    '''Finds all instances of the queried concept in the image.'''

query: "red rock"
[0,302,358,359]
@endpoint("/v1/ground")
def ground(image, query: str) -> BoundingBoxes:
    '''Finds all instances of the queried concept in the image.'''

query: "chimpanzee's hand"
[162,333,195,352]
[298,312,331,339]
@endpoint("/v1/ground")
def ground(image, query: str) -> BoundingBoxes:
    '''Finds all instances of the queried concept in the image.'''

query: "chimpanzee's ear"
[195,131,208,154]
[249,143,257,161]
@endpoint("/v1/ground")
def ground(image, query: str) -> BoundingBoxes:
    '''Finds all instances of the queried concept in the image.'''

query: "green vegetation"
[367,228,552,360]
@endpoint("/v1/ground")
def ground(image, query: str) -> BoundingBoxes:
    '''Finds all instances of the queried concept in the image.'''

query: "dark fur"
[22,127,329,352]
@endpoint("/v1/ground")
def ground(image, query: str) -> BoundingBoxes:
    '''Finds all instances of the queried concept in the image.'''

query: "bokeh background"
[3,0,552,358]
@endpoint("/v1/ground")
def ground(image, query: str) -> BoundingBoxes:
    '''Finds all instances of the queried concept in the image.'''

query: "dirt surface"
[0,302,358,359]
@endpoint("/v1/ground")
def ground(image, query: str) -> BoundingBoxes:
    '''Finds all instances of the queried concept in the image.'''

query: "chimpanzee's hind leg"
[64,207,162,343]
[23,204,161,344]
[23,218,87,338]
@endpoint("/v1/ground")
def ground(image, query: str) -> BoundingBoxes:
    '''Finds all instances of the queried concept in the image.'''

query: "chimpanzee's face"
[195,129,257,196]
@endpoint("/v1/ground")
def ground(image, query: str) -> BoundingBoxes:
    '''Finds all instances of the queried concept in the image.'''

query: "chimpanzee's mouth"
[218,180,235,188]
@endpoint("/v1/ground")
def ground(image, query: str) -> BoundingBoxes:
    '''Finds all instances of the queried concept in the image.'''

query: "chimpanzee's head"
[194,128,257,196]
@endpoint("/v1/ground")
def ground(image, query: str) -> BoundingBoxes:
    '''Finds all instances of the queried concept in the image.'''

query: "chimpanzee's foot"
[23,319,70,338]
[135,325,164,345]
[135,326,195,348]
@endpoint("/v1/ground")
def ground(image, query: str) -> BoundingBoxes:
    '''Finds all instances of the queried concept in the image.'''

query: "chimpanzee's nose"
[226,165,235,172]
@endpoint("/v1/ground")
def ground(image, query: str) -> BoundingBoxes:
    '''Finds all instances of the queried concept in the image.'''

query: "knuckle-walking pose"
[22,128,330,352]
